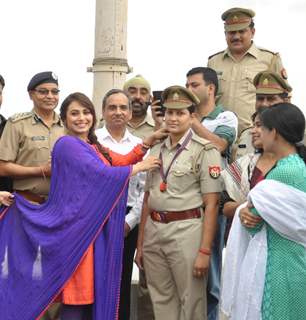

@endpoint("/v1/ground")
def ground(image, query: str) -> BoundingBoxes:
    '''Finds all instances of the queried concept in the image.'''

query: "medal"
[160,181,167,192]
[159,131,193,193]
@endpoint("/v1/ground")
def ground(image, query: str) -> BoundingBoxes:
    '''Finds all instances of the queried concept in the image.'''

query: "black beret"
[27,71,58,91]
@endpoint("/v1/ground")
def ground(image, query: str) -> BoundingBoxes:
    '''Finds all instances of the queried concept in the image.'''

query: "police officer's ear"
[251,27,255,39]
[28,90,35,101]
[207,84,216,97]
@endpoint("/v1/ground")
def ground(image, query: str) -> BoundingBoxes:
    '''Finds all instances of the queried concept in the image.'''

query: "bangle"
[142,143,151,150]
[199,248,211,256]
[40,166,46,180]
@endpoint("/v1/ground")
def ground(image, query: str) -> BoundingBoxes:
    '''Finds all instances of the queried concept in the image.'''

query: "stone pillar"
[90,0,130,119]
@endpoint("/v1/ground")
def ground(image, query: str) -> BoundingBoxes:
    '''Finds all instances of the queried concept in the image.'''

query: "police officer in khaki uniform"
[124,74,155,140]
[135,86,222,320]
[0,71,64,204]
[0,72,64,319]
[0,74,12,192]
[234,71,292,160]
[208,7,288,134]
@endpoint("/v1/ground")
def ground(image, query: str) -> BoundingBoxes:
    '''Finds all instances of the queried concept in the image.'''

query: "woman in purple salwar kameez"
[0,92,163,320]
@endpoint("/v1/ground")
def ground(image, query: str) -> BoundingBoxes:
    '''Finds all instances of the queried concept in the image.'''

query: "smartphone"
[152,90,163,102]
[152,90,166,116]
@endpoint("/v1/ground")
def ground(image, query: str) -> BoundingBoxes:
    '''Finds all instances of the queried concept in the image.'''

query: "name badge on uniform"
[31,136,46,141]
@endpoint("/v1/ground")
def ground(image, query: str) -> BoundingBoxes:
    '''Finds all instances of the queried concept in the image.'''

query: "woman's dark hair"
[251,106,267,122]
[259,103,306,163]
[187,104,196,114]
[60,92,112,164]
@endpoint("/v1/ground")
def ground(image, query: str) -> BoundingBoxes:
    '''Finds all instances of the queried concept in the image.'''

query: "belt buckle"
[153,212,162,222]
[153,211,168,223]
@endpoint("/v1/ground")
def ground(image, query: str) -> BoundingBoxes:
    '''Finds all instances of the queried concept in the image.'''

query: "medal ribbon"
[159,131,193,191]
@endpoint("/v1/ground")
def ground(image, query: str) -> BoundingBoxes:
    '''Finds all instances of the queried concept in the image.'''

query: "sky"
[1,0,306,118]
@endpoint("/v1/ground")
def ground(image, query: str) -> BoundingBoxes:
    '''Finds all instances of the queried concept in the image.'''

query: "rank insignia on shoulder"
[9,112,32,123]
[209,166,221,179]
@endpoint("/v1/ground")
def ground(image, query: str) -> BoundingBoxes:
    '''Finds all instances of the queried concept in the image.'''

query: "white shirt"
[96,126,145,230]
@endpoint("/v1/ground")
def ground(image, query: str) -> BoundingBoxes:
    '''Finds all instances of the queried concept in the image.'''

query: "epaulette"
[258,47,279,55]
[208,50,225,60]
[192,134,217,150]
[8,112,33,123]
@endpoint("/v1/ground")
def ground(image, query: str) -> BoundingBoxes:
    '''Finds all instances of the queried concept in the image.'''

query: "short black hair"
[251,106,266,122]
[187,104,196,114]
[186,67,219,97]
[0,74,5,88]
[102,89,131,110]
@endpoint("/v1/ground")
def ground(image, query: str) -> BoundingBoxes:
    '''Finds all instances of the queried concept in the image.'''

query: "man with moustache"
[234,71,292,160]
[124,74,155,140]
[0,72,64,202]
[208,7,288,134]
[96,89,149,320]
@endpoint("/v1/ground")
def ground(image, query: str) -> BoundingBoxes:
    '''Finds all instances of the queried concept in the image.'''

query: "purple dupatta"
[0,136,131,320]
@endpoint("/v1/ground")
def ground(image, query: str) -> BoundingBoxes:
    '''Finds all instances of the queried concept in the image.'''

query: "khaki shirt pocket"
[168,163,196,194]
[216,70,227,97]
[241,70,256,93]
[30,136,50,163]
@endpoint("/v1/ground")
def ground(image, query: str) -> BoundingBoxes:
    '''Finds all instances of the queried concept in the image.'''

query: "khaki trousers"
[137,269,155,319]
[143,216,207,320]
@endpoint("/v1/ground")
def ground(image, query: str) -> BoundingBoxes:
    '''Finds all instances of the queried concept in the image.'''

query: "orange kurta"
[60,143,145,305]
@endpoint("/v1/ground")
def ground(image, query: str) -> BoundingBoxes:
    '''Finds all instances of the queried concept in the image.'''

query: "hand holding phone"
[152,90,165,116]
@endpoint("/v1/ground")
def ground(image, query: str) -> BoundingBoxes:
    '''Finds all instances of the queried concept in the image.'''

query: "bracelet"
[199,248,211,256]
[142,143,151,150]
[39,166,46,180]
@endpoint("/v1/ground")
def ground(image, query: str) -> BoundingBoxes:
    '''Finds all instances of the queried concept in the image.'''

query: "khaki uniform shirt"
[208,42,285,133]
[0,111,64,195]
[127,114,155,140]
[232,127,255,160]
[0,114,7,137]
[145,130,222,211]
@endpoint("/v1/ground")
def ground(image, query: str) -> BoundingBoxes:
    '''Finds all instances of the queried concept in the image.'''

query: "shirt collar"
[31,109,63,126]
[163,129,192,151]
[128,113,155,129]
[223,41,259,60]
[202,105,224,120]
[99,126,132,143]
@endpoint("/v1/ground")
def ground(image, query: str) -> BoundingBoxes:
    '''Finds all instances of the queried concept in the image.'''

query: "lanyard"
[159,131,193,192]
